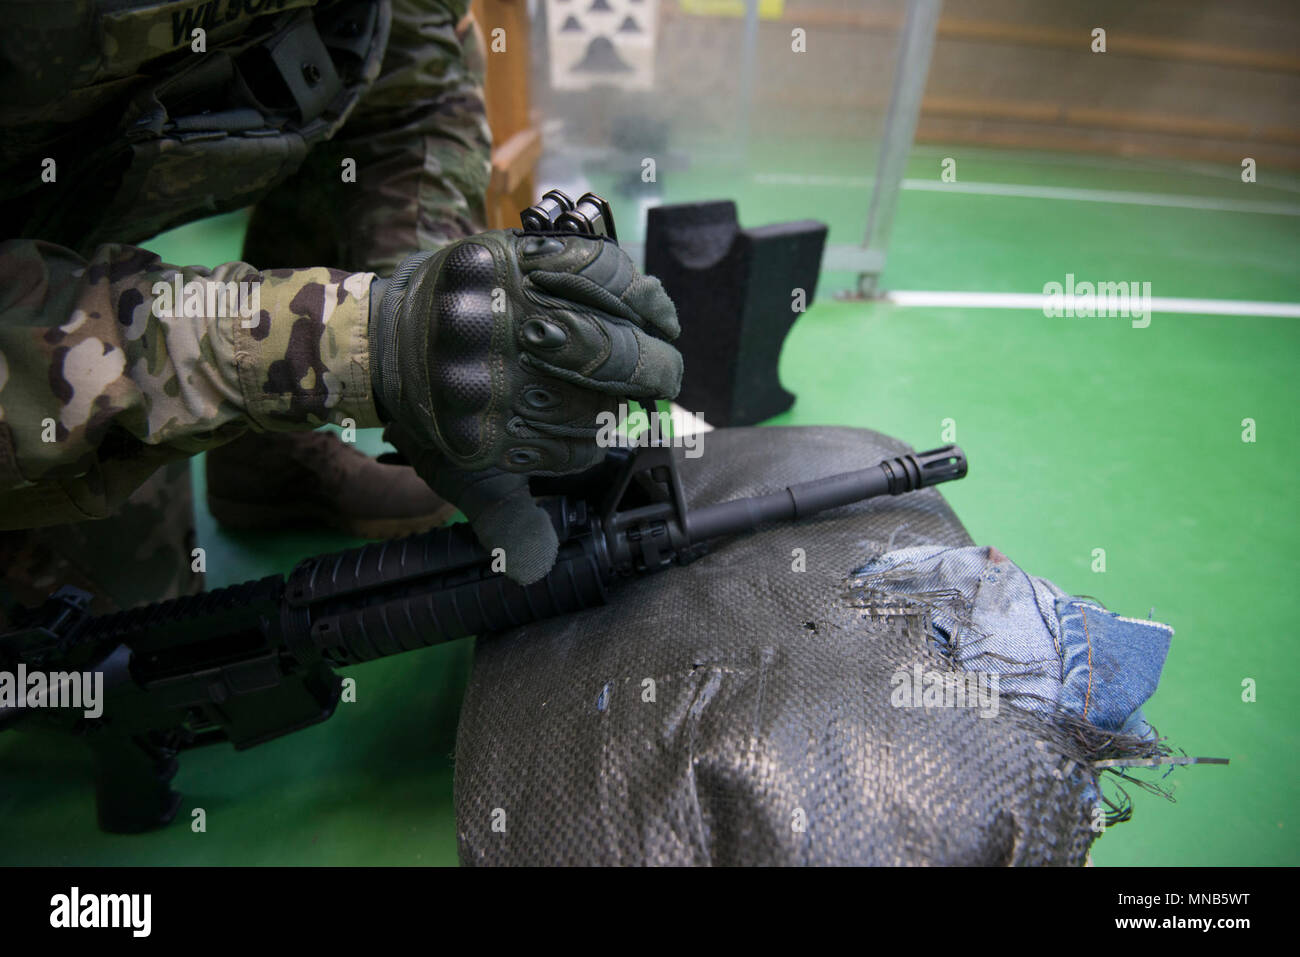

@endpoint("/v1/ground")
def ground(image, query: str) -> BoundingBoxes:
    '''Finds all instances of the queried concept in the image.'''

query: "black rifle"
[0,191,968,833]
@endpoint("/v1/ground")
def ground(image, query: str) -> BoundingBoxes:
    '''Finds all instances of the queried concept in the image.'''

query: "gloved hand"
[383,422,561,587]
[369,230,682,474]
[371,231,683,585]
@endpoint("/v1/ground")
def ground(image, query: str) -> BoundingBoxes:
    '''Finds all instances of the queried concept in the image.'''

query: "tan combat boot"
[206,431,458,539]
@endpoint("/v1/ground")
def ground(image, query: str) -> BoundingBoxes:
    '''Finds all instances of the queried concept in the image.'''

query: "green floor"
[1,144,1296,866]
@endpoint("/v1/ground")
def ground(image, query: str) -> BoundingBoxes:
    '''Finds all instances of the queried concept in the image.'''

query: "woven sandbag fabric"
[454,426,1098,865]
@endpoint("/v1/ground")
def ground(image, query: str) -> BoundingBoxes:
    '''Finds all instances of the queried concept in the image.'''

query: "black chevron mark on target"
[573,35,633,73]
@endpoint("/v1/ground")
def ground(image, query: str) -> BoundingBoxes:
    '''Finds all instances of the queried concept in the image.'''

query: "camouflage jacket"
[0,0,491,527]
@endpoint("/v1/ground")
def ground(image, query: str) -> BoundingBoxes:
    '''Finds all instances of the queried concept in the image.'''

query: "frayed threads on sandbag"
[845,546,1229,827]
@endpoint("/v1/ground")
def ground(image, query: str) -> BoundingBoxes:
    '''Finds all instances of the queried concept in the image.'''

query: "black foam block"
[645,201,827,426]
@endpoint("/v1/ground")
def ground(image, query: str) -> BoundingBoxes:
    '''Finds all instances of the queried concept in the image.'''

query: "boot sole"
[207,496,459,540]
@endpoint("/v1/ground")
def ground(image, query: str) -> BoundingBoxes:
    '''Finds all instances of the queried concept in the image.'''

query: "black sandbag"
[454,426,1096,866]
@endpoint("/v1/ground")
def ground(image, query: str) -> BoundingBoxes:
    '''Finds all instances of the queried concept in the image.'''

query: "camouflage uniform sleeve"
[242,0,492,275]
[0,239,380,524]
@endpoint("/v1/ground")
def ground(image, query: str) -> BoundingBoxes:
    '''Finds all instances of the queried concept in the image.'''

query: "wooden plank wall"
[920,0,1300,169]
[471,0,540,228]
[657,0,1300,169]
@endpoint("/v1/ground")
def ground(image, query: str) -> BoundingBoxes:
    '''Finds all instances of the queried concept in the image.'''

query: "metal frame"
[533,0,941,294]
[853,0,942,297]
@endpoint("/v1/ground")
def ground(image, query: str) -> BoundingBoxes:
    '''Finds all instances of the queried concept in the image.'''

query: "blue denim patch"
[1056,598,1172,734]
[851,546,1172,737]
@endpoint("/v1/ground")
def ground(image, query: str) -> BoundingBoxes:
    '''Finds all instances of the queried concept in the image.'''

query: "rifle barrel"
[685,446,966,543]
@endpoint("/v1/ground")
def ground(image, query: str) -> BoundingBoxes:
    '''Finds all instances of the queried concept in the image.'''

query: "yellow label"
[678,0,785,19]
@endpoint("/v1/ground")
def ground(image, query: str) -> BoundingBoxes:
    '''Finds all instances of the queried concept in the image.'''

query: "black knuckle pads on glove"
[514,378,610,427]
[394,230,684,475]
[418,241,499,464]
[516,310,600,372]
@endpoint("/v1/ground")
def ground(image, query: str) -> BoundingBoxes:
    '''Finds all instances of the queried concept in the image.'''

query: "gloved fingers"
[523,239,680,341]
[508,376,618,442]
[381,427,560,585]
[516,308,683,400]
[382,232,681,475]
[461,479,559,586]
[619,273,681,340]
[494,432,609,474]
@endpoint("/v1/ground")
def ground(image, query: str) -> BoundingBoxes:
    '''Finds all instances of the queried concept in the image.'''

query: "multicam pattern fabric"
[0,460,203,627]
[242,2,491,274]
[0,240,379,525]
[0,0,491,527]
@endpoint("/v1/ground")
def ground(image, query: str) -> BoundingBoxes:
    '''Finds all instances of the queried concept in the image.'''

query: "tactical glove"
[383,422,560,587]
[369,230,682,475]
[370,231,683,585]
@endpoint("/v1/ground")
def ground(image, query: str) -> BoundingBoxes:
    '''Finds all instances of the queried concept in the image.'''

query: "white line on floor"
[751,172,1300,215]
[900,179,1300,215]
[907,144,1300,194]
[883,290,1300,318]
[753,172,875,188]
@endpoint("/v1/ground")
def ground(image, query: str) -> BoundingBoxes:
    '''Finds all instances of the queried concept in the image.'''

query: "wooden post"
[471,0,542,228]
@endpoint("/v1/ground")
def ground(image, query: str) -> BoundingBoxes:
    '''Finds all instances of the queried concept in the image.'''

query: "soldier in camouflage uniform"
[0,0,682,620]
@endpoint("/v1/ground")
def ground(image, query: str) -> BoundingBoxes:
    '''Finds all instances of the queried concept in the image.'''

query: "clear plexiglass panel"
[529,0,921,292]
